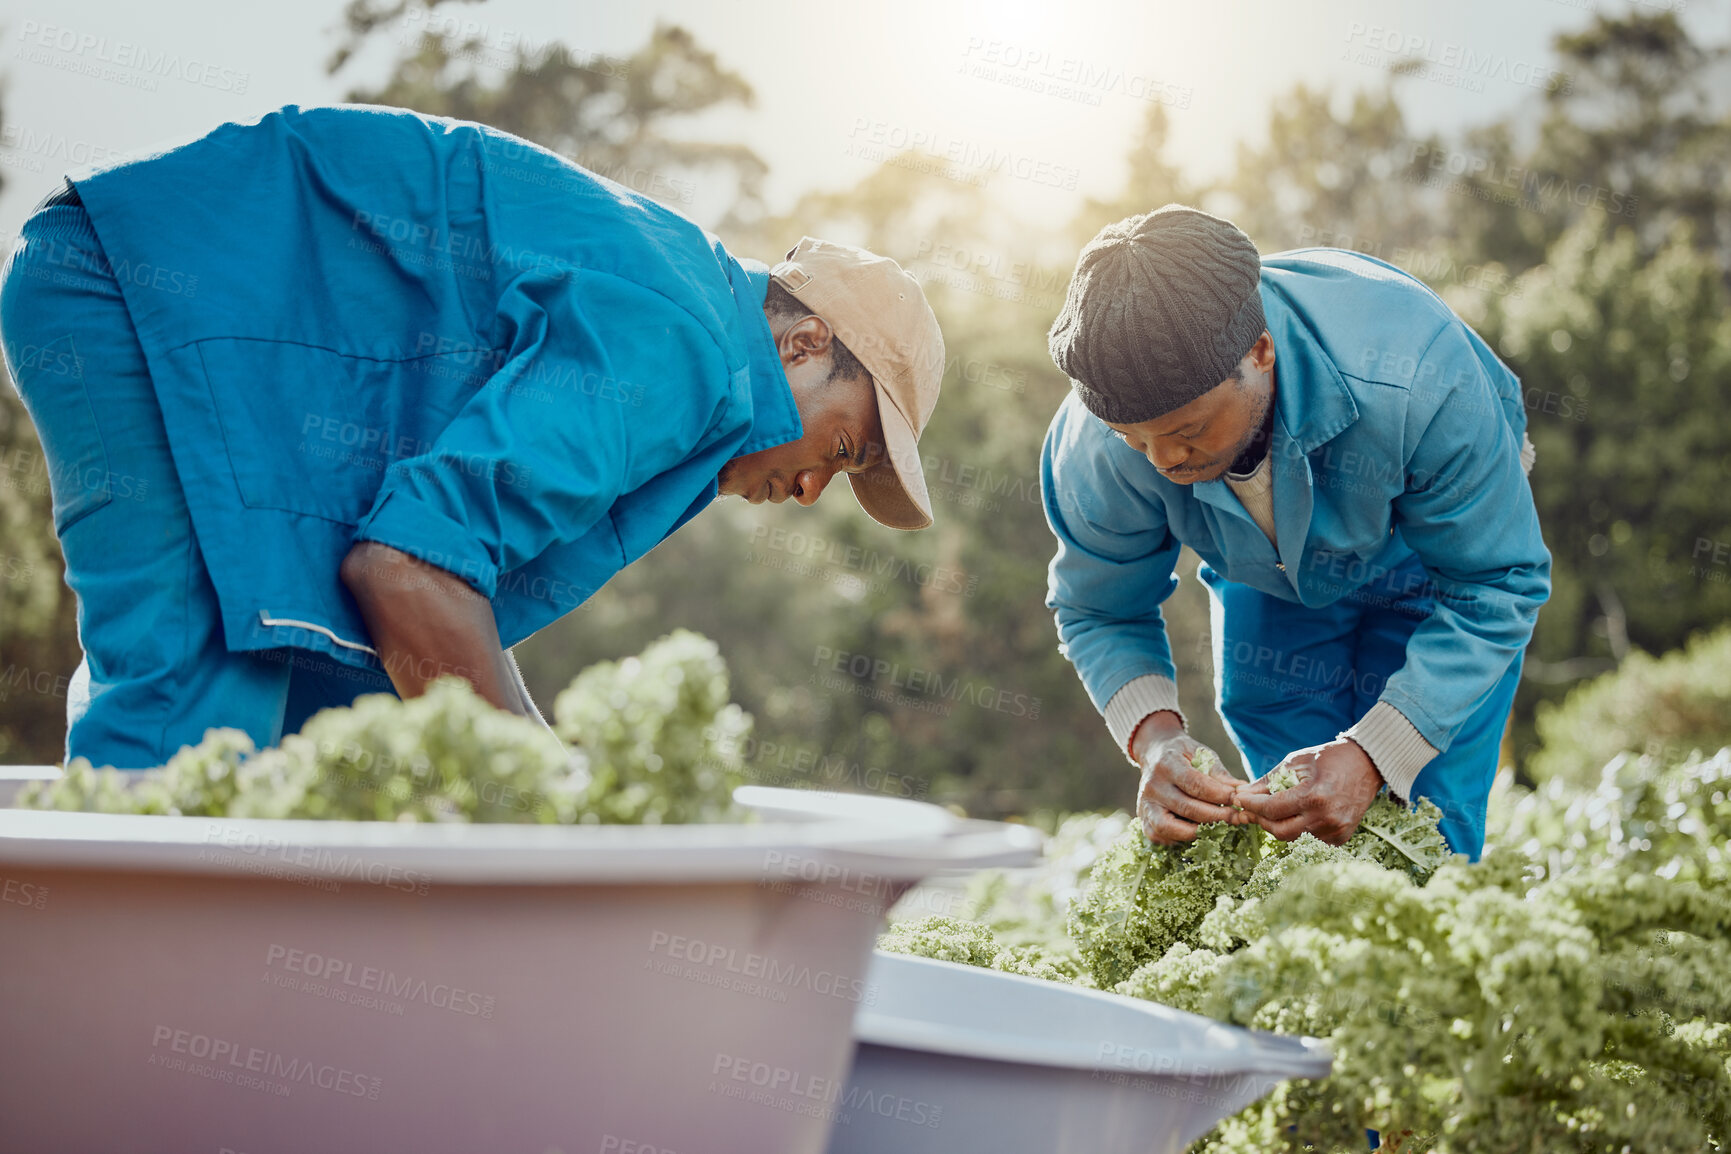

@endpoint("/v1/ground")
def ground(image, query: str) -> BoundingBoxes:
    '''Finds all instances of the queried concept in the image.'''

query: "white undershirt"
[1223,451,1277,546]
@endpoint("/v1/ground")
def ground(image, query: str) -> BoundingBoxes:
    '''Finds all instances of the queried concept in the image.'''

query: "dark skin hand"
[1131,710,1241,844]
[1235,738,1386,845]
[1132,711,1386,845]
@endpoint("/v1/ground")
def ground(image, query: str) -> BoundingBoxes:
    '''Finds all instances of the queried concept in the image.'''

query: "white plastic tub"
[825,951,1332,1154]
[0,787,1038,1154]
[0,764,58,808]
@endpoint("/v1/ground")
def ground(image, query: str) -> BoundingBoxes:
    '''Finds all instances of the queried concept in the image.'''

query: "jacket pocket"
[197,338,483,524]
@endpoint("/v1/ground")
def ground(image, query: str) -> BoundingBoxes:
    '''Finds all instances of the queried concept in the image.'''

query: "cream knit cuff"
[1103,674,1186,763]
[1342,701,1439,801]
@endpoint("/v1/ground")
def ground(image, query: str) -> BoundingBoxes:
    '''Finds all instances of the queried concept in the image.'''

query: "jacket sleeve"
[1042,401,1186,724]
[353,270,730,596]
[1378,322,1551,751]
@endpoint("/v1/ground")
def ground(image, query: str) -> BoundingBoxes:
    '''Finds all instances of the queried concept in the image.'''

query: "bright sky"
[1,0,1724,241]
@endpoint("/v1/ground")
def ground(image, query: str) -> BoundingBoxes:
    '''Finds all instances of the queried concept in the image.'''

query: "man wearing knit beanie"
[1041,205,1549,859]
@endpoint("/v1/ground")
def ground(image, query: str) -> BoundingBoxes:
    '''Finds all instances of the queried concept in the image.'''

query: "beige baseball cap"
[771,238,945,531]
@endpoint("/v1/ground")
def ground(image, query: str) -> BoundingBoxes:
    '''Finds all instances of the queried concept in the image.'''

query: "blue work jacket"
[66,104,799,673]
[1042,249,1552,753]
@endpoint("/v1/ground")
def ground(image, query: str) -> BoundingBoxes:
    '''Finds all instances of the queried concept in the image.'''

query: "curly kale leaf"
[1199,854,1731,1153]
[963,811,1134,950]
[1117,942,1228,1014]
[877,915,1001,967]
[877,914,1084,982]
[1488,748,1731,888]
[991,942,1089,983]
[20,631,750,827]
[1240,832,1358,901]
[19,729,261,817]
[876,753,1731,1153]
[1068,819,1265,989]
[1349,794,1454,882]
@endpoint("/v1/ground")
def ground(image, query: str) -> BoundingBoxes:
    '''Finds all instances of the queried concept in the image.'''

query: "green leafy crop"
[1067,814,1265,989]
[882,749,1731,1152]
[878,915,1002,967]
[1066,769,1450,989]
[19,631,748,826]
[878,914,1086,983]
[552,629,750,825]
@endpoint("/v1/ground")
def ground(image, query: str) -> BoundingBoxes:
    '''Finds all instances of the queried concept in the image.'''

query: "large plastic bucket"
[0,765,57,808]
[825,951,1332,1154]
[0,786,1038,1154]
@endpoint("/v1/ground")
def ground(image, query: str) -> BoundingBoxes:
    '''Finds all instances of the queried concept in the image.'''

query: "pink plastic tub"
[0,786,1037,1153]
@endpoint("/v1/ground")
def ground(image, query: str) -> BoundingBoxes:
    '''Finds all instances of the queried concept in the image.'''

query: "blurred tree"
[1528,623,1731,786]
[325,0,486,74]
[1430,12,1731,766]
[334,2,768,230]
[1219,81,1438,257]
[1068,103,1203,245]
[1431,117,1553,279]
[0,90,83,764]
[1453,213,1731,765]
[0,391,79,764]
[1445,12,1730,279]
[1534,12,1730,273]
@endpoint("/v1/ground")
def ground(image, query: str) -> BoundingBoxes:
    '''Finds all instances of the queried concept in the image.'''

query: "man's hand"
[1234,738,1383,845]
[1131,711,1241,845]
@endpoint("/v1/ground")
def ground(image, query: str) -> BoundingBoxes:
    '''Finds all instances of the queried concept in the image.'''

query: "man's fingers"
[1142,807,1202,844]
[1253,811,1355,845]
[1169,762,1239,806]
[1253,814,1312,842]
[1234,788,1308,821]
[1159,789,1238,827]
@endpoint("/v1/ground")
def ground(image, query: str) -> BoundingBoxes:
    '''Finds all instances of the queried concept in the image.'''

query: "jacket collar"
[1182,278,1360,591]
[1182,275,1360,505]
[1259,276,1358,454]
[728,258,804,456]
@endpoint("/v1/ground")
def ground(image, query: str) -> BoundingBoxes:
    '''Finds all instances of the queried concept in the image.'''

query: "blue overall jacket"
[1042,249,1551,756]
[65,103,799,671]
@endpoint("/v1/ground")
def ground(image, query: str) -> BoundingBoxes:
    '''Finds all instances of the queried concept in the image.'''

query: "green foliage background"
[1529,623,1731,785]
[3,3,1729,816]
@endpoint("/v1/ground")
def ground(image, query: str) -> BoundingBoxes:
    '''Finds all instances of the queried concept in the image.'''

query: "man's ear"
[779,314,835,367]
[1248,330,1275,373]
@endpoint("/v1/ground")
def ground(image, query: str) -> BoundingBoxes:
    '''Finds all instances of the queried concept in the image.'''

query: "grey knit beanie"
[1048,205,1266,424]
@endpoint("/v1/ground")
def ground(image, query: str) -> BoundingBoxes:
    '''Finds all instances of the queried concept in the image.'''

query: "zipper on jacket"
[258,612,379,656]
